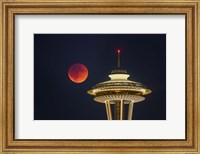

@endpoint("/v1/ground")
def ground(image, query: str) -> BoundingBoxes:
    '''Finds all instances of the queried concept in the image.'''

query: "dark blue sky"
[34,34,166,120]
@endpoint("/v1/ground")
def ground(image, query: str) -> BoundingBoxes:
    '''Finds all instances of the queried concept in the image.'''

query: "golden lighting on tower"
[87,49,151,120]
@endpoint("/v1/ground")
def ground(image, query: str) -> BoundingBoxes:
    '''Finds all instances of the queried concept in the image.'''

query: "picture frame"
[0,0,199,153]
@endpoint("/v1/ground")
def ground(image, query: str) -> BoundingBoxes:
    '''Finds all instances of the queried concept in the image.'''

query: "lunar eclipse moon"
[68,63,88,83]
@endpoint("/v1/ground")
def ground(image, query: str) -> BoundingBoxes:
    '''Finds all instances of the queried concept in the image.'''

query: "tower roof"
[111,69,127,74]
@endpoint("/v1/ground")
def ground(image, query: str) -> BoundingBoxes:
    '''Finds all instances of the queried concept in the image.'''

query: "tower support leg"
[115,101,120,120]
[114,100,125,120]
[105,101,112,120]
[128,101,134,120]
[119,100,124,120]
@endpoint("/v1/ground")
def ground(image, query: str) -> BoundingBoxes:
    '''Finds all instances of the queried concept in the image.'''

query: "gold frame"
[0,0,199,153]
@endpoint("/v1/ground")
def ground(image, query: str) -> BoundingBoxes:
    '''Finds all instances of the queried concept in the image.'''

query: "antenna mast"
[117,49,120,68]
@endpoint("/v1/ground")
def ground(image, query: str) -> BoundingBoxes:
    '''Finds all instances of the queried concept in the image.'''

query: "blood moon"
[68,63,88,83]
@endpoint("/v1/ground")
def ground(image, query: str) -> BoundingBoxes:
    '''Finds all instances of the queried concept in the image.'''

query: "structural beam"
[119,100,124,120]
[105,101,112,120]
[128,101,134,120]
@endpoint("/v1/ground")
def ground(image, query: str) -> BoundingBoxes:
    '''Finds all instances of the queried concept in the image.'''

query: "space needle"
[87,49,151,120]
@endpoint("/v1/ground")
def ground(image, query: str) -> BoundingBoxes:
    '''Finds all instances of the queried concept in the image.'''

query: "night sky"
[34,34,166,120]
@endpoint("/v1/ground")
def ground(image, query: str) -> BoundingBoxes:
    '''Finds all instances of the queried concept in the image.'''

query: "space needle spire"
[117,49,120,68]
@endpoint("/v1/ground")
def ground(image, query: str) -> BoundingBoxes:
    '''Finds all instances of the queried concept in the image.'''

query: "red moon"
[68,63,88,83]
